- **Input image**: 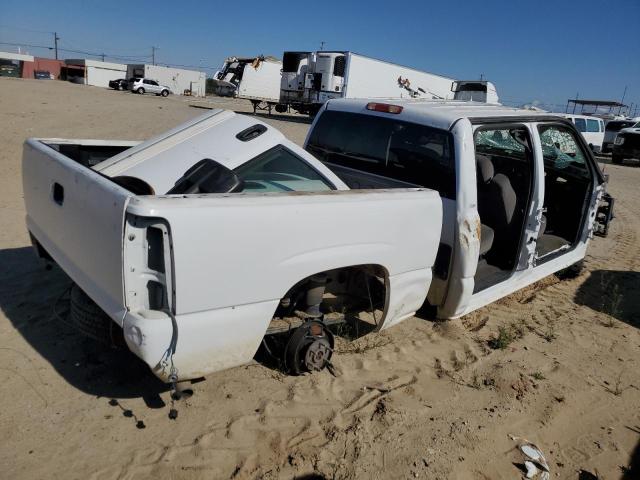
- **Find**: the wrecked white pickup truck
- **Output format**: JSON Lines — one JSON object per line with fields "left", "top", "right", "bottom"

{"left": 23, "top": 110, "right": 442, "bottom": 381}
{"left": 23, "top": 101, "right": 612, "bottom": 382}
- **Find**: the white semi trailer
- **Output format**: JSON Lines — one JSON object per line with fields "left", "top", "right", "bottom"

{"left": 213, "top": 56, "right": 283, "bottom": 114}
{"left": 277, "top": 51, "right": 499, "bottom": 114}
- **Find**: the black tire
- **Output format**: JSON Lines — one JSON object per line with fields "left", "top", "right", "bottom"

{"left": 69, "top": 284, "right": 121, "bottom": 346}
{"left": 612, "top": 154, "right": 623, "bottom": 165}
{"left": 137, "top": 87, "right": 145, "bottom": 94}
{"left": 161, "top": 89, "right": 169, "bottom": 97}
{"left": 555, "top": 260, "right": 585, "bottom": 280}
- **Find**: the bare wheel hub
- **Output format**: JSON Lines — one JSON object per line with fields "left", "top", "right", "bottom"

{"left": 304, "top": 337, "right": 332, "bottom": 371}
{"left": 284, "top": 320, "right": 335, "bottom": 375}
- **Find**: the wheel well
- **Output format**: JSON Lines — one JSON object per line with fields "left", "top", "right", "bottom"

{"left": 274, "top": 264, "right": 389, "bottom": 324}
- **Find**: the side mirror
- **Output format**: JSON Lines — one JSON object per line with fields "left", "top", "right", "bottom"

{"left": 167, "top": 159, "right": 244, "bottom": 195}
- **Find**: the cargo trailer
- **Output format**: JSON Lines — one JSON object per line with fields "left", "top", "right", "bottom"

{"left": 278, "top": 51, "right": 499, "bottom": 115}
{"left": 213, "top": 56, "right": 282, "bottom": 114}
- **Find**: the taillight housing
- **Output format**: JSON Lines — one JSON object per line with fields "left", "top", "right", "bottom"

{"left": 366, "top": 102, "right": 403, "bottom": 114}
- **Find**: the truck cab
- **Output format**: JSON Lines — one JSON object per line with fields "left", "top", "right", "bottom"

{"left": 305, "top": 99, "right": 611, "bottom": 318}
{"left": 452, "top": 80, "right": 499, "bottom": 104}
{"left": 612, "top": 121, "right": 640, "bottom": 164}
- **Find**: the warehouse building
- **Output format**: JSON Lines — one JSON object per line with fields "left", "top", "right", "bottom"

{"left": 127, "top": 64, "right": 206, "bottom": 97}
{"left": 63, "top": 59, "right": 127, "bottom": 87}
{"left": 0, "top": 51, "right": 34, "bottom": 77}
{"left": 22, "top": 57, "right": 64, "bottom": 79}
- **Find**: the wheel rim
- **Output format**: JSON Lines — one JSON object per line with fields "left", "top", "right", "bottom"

{"left": 284, "top": 320, "right": 334, "bottom": 374}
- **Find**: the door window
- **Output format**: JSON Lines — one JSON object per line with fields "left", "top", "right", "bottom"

{"left": 573, "top": 118, "right": 587, "bottom": 132}
{"left": 234, "top": 146, "right": 334, "bottom": 193}
{"left": 538, "top": 124, "right": 589, "bottom": 174}
{"left": 586, "top": 119, "right": 600, "bottom": 132}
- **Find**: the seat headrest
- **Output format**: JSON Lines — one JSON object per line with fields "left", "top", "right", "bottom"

{"left": 477, "top": 156, "right": 495, "bottom": 183}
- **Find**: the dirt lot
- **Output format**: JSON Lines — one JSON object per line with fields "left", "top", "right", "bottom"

{"left": 0, "top": 77, "right": 638, "bottom": 480}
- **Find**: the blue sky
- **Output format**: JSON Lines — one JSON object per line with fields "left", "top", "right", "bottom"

{"left": 1, "top": 0, "right": 639, "bottom": 112}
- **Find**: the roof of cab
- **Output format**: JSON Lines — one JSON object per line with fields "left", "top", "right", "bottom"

{"left": 323, "top": 98, "right": 564, "bottom": 131}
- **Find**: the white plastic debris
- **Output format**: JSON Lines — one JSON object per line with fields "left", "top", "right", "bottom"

{"left": 509, "top": 434, "right": 551, "bottom": 479}
{"left": 524, "top": 460, "right": 539, "bottom": 478}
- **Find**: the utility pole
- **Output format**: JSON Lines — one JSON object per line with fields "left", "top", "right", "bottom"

{"left": 53, "top": 32, "right": 59, "bottom": 59}
{"left": 151, "top": 46, "right": 158, "bottom": 65}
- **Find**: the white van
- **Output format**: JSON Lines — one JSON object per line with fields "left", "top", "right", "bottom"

{"left": 563, "top": 115, "right": 604, "bottom": 153}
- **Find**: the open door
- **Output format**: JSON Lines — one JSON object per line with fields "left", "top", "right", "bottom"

{"left": 534, "top": 123, "right": 600, "bottom": 263}
{"left": 438, "top": 120, "right": 539, "bottom": 319}
{"left": 472, "top": 124, "right": 536, "bottom": 292}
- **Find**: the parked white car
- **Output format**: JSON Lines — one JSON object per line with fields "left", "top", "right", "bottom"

{"left": 130, "top": 77, "right": 171, "bottom": 97}
{"left": 22, "top": 101, "right": 612, "bottom": 383}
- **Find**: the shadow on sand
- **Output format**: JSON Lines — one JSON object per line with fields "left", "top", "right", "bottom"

{"left": 0, "top": 246, "right": 169, "bottom": 406}
{"left": 574, "top": 270, "right": 640, "bottom": 328}
{"left": 622, "top": 427, "right": 640, "bottom": 479}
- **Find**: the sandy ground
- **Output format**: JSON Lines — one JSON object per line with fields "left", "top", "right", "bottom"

{"left": 0, "top": 77, "right": 638, "bottom": 480}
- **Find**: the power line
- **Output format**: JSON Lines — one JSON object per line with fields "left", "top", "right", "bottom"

{"left": 0, "top": 24, "right": 54, "bottom": 35}
{"left": 0, "top": 41, "right": 150, "bottom": 62}
{"left": 156, "top": 61, "right": 218, "bottom": 71}
{"left": 0, "top": 41, "right": 53, "bottom": 51}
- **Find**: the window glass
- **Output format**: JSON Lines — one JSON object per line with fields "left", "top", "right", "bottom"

{"left": 306, "top": 110, "right": 455, "bottom": 198}
{"left": 475, "top": 129, "right": 526, "bottom": 155}
{"left": 586, "top": 119, "right": 600, "bottom": 132}
{"left": 234, "top": 146, "right": 333, "bottom": 193}
{"left": 605, "top": 121, "right": 635, "bottom": 131}
{"left": 538, "top": 124, "right": 589, "bottom": 174}
{"left": 573, "top": 118, "right": 587, "bottom": 132}
{"left": 282, "top": 52, "right": 306, "bottom": 73}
